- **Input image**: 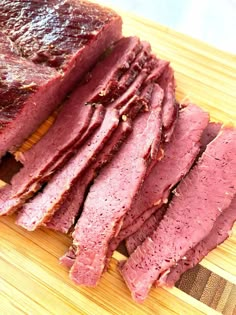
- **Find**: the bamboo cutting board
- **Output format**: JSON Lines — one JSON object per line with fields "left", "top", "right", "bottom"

{"left": 0, "top": 8, "right": 236, "bottom": 315}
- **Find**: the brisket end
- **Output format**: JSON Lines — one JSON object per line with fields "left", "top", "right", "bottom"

{"left": 0, "top": 0, "right": 122, "bottom": 157}
{"left": 0, "top": 0, "right": 122, "bottom": 70}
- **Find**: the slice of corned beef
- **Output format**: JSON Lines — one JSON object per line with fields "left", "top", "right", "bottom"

{"left": 147, "top": 84, "right": 165, "bottom": 160}
{"left": 59, "top": 86, "right": 161, "bottom": 265}
{"left": 199, "top": 122, "right": 222, "bottom": 155}
{"left": 15, "top": 108, "right": 120, "bottom": 230}
{"left": 60, "top": 246, "right": 77, "bottom": 269}
{"left": 158, "top": 197, "right": 236, "bottom": 287}
{"left": 108, "top": 70, "right": 148, "bottom": 110}
{"left": 82, "top": 37, "right": 142, "bottom": 106}
{"left": 53, "top": 84, "right": 155, "bottom": 236}
{"left": 68, "top": 84, "right": 164, "bottom": 287}
{"left": 116, "top": 42, "right": 151, "bottom": 94}
{"left": 46, "top": 119, "right": 132, "bottom": 234}
{"left": 0, "top": 37, "right": 141, "bottom": 216}
{"left": 45, "top": 169, "right": 95, "bottom": 234}
{"left": 145, "top": 59, "right": 169, "bottom": 85}
{"left": 121, "top": 104, "right": 209, "bottom": 231}
{"left": 126, "top": 206, "right": 167, "bottom": 255}
{"left": 106, "top": 104, "right": 209, "bottom": 258}
{"left": 58, "top": 92, "right": 154, "bottom": 264}
{"left": 124, "top": 120, "right": 222, "bottom": 255}
{"left": 0, "top": 0, "right": 122, "bottom": 157}
{"left": 120, "top": 126, "right": 236, "bottom": 302}
{"left": 154, "top": 121, "right": 223, "bottom": 287}
{"left": 48, "top": 82, "right": 156, "bottom": 235}
{"left": 47, "top": 84, "right": 155, "bottom": 234}
{"left": 158, "top": 65, "right": 177, "bottom": 141}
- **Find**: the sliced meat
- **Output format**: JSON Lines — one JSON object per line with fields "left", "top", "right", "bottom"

{"left": 126, "top": 206, "right": 167, "bottom": 255}
{"left": 116, "top": 42, "right": 151, "bottom": 94}
{"left": 15, "top": 60, "right": 156, "bottom": 228}
{"left": 15, "top": 108, "right": 120, "bottom": 230}
{"left": 58, "top": 85, "right": 155, "bottom": 239}
{"left": 0, "top": 0, "right": 122, "bottom": 157}
{"left": 145, "top": 59, "right": 169, "bottom": 85}
{"left": 163, "top": 101, "right": 179, "bottom": 142}
{"left": 158, "top": 65, "right": 177, "bottom": 141}
{"left": 199, "top": 122, "right": 222, "bottom": 155}
{"left": 83, "top": 37, "right": 142, "bottom": 106}
{"left": 59, "top": 90, "right": 154, "bottom": 269}
{"left": 147, "top": 85, "right": 164, "bottom": 160}
{"left": 68, "top": 84, "right": 164, "bottom": 287}
{"left": 155, "top": 121, "right": 223, "bottom": 287}
{"left": 120, "top": 126, "right": 236, "bottom": 302}
{"left": 121, "top": 104, "right": 209, "bottom": 231}
{"left": 125, "top": 119, "right": 221, "bottom": 255}
{"left": 47, "top": 85, "right": 155, "bottom": 234}
{"left": 60, "top": 246, "right": 77, "bottom": 269}
{"left": 159, "top": 197, "right": 236, "bottom": 287}
{"left": 45, "top": 170, "right": 95, "bottom": 234}
{"left": 46, "top": 119, "right": 132, "bottom": 234}
{"left": 107, "top": 104, "right": 209, "bottom": 258}
{"left": 14, "top": 104, "right": 105, "bottom": 217}
{"left": 108, "top": 70, "right": 148, "bottom": 110}
{"left": 25, "top": 104, "right": 105, "bottom": 183}
{"left": 0, "top": 37, "right": 141, "bottom": 216}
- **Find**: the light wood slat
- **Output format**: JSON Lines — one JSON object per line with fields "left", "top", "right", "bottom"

{"left": 0, "top": 7, "right": 235, "bottom": 314}
{"left": 0, "top": 278, "right": 52, "bottom": 315}
{"left": 0, "top": 292, "right": 26, "bottom": 315}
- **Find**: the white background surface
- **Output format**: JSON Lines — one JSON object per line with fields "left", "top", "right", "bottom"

{"left": 99, "top": 0, "right": 236, "bottom": 54}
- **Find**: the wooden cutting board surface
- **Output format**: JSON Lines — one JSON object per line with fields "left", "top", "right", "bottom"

{"left": 0, "top": 8, "right": 236, "bottom": 315}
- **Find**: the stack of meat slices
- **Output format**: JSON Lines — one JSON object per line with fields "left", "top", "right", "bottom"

{"left": 0, "top": 35, "right": 177, "bottom": 263}
{"left": 0, "top": 3, "right": 235, "bottom": 302}
{"left": 120, "top": 125, "right": 236, "bottom": 302}
{"left": 0, "top": 36, "right": 174, "bottom": 223}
